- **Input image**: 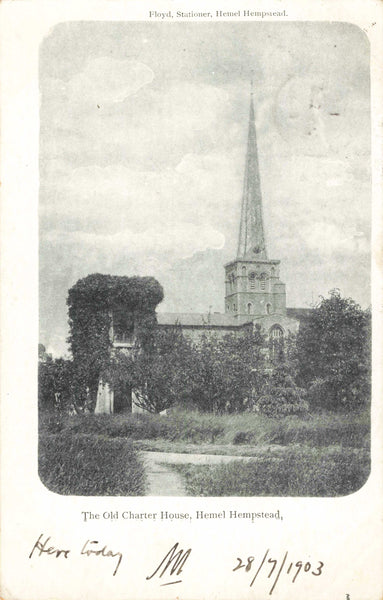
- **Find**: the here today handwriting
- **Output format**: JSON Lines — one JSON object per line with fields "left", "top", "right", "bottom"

{"left": 29, "top": 534, "right": 123, "bottom": 576}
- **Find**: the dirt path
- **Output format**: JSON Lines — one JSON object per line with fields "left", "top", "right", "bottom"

{"left": 141, "top": 451, "right": 255, "bottom": 496}
{"left": 142, "top": 452, "right": 186, "bottom": 496}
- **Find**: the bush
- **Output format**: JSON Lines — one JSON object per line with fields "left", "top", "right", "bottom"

{"left": 267, "top": 414, "right": 370, "bottom": 448}
{"left": 39, "top": 432, "right": 146, "bottom": 495}
{"left": 176, "top": 446, "right": 370, "bottom": 497}
{"left": 164, "top": 412, "right": 224, "bottom": 443}
{"left": 254, "top": 362, "right": 309, "bottom": 417}
{"left": 233, "top": 431, "right": 250, "bottom": 445}
{"left": 45, "top": 411, "right": 225, "bottom": 444}
{"left": 256, "top": 388, "right": 308, "bottom": 417}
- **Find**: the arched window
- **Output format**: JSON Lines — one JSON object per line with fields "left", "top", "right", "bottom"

{"left": 247, "top": 303, "right": 252, "bottom": 314}
{"left": 271, "top": 267, "right": 275, "bottom": 276}
{"left": 266, "top": 303, "right": 272, "bottom": 315}
{"left": 260, "top": 272, "right": 267, "bottom": 291}
{"left": 269, "top": 325, "right": 284, "bottom": 360}
{"left": 242, "top": 266, "right": 247, "bottom": 275}
{"left": 233, "top": 303, "right": 237, "bottom": 312}
{"left": 270, "top": 325, "right": 284, "bottom": 339}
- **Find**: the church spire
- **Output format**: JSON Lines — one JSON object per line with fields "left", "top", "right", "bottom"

{"left": 237, "top": 84, "right": 267, "bottom": 260}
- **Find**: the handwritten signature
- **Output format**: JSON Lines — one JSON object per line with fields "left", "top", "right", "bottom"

{"left": 146, "top": 542, "right": 192, "bottom": 586}
{"left": 29, "top": 534, "right": 123, "bottom": 576}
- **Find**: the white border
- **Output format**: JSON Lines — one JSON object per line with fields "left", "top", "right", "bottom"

{"left": 1, "top": 1, "right": 382, "bottom": 599}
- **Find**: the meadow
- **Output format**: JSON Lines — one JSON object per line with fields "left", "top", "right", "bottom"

{"left": 39, "top": 408, "right": 370, "bottom": 496}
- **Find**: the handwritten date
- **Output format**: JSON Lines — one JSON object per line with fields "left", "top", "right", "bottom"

{"left": 233, "top": 550, "right": 324, "bottom": 595}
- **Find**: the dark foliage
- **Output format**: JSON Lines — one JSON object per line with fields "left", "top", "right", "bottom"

{"left": 66, "top": 274, "right": 163, "bottom": 410}
{"left": 132, "top": 325, "right": 196, "bottom": 413}
{"left": 127, "top": 326, "right": 266, "bottom": 414}
{"left": 188, "top": 327, "right": 266, "bottom": 413}
{"left": 255, "top": 361, "right": 309, "bottom": 417}
{"left": 297, "top": 290, "right": 371, "bottom": 411}
{"left": 38, "top": 358, "right": 74, "bottom": 412}
{"left": 41, "top": 412, "right": 225, "bottom": 443}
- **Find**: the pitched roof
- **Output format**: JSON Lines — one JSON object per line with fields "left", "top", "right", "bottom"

{"left": 156, "top": 312, "right": 249, "bottom": 327}
{"left": 286, "top": 307, "right": 313, "bottom": 320}
{"left": 157, "top": 309, "right": 312, "bottom": 328}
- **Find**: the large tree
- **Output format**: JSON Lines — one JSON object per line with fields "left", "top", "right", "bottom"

{"left": 189, "top": 326, "right": 266, "bottom": 414}
{"left": 296, "top": 289, "right": 371, "bottom": 411}
{"left": 38, "top": 357, "right": 74, "bottom": 412}
{"left": 131, "top": 325, "right": 197, "bottom": 413}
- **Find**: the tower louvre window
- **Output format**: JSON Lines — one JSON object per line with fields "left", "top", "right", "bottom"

{"left": 260, "top": 273, "right": 267, "bottom": 291}
{"left": 249, "top": 272, "right": 256, "bottom": 289}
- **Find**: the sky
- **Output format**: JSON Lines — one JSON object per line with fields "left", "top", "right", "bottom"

{"left": 39, "top": 21, "right": 371, "bottom": 357}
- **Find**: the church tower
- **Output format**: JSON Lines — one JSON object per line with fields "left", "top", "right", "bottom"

{"left": 225, "top": 88, "right": 287, "bottom": 320}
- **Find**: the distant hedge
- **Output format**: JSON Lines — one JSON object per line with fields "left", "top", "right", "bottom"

{"left": 175, "top": 446, "right": 370, "bottom": 497}
{"left": 39, "top": 432, "right": 146, "bottom": 495}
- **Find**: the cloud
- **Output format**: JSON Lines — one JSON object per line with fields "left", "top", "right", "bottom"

{"left": 40, "top": 150, "right": 241, "bottom": 238}
{"left": 66, "top": 57, "right": 154, "bottom": 105}
{"left": 43, "top": 223, "right": 225, "bottom": 261}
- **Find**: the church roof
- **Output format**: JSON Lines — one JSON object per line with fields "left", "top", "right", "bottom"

{"left": 156, "top": 312, "right": 250, "bottom": 327}
{"left": 286, "top": 307, "right": 313, "bottom": 320}
{"left": 157, "top": 309, "right": 311, "bottom": 328}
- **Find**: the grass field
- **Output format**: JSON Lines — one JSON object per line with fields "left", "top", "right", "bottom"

{"left": 40, "top": 408, "right": 370, "bottom": 448}
{"left": 170, "top": 446, "right": 370, "bottom": 497}
{"left": 39, "top": 432, "right": 146, "bottom": 495}
{"left": 39, "top": 407, "right": 370, "bottom": 496}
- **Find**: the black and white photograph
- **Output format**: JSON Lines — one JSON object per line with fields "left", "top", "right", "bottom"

{"left": 38, "top": 21, "right": 372, "bottom": 497}
{"left": 1, "top": 3, "right": 383, "bottom": 599}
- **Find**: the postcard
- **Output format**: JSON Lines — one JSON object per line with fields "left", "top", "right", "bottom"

{"left": 1, "top": 1, "right": 382, "bottom": 598}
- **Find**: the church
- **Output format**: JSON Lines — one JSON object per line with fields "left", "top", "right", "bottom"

{"left": 96, "top": 89, "right": 309, "bottom": 414}
{"left": 156, "top": 91, "right": 303, "bottom": 343}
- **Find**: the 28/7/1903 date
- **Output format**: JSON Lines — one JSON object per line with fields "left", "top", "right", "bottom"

{"left": 233, "top": 550, "right": 324, "bottom": 595}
